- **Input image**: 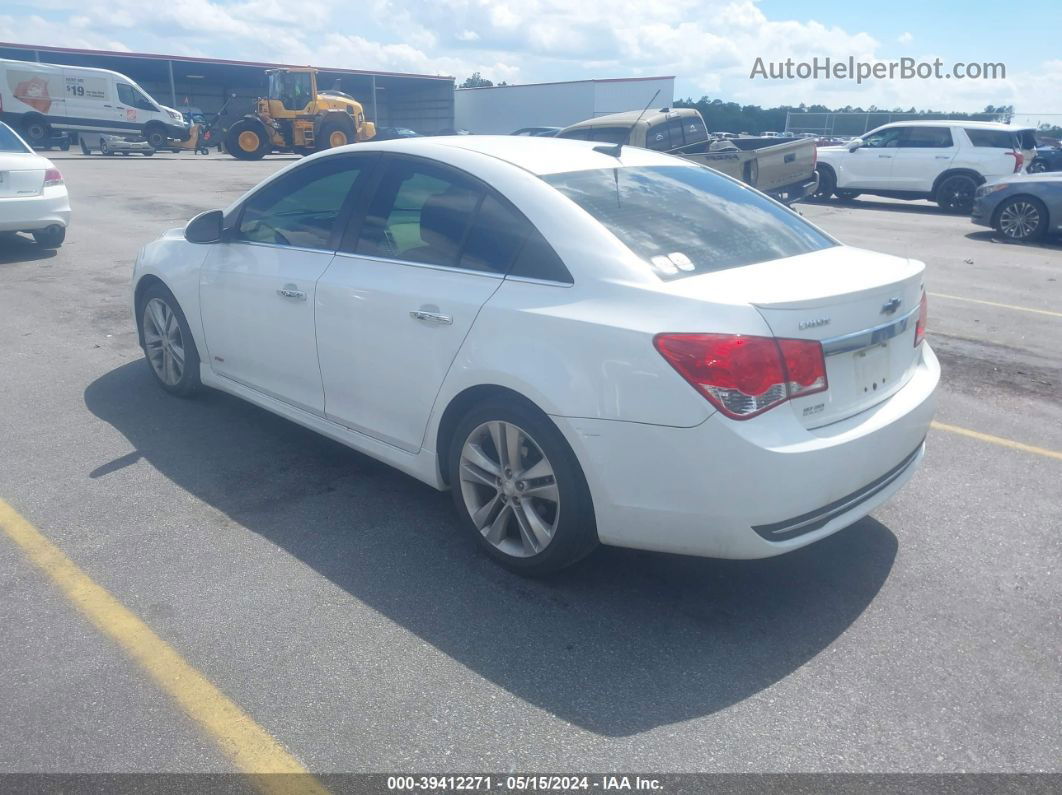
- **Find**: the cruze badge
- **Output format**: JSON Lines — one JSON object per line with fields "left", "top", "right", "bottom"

{"left": 798, "top": 317, "right": 831, "bottom": 330}
{"left": 881, "top": 298, "right": 902, "bottom": 315}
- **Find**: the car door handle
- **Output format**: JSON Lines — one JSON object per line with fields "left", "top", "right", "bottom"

{"left": 410, "top": 310, "right": 452, "bottom": 325}
{"left": 277, "top": 285, "right": 306, "bottom": 300}
{"left": 934, "top": 155, "right": 950, "bottom": 159}
{"left": 878, "top": 154, "right": 893, "bottom": 158}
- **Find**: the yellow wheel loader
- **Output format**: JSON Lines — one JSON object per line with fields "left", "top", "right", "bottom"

{"left": 225, "top": 68, "right": 375, "bottom": 160}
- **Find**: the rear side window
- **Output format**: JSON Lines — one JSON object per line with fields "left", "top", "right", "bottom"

{"left": 356, "top": 160, "right": 482, "bottom": 268}
{"left": 646, "top": 122, "right": 672, "bottom": 151}
{"left": 0, "top": 123, "right": 31, "bottom": 153}
{"left": 544, "top": 165, "right": 835, "bottom": 280}
{"left": 965, "top": 129, "right": 1018, "bottom": 148}
{"left": 900, "top": 127, "right": 954, "bottom": 148}
{"left": 460, "top": 194, "right": 527, "bottom": 274}
{"left": 238, "top": 157, "right": 368, "bottom": 249}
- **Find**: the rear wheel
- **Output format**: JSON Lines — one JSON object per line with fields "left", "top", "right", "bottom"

{"left": 994, "top": 196, "right": 1048, "bottom": 242}
{"left": 450, "top": 400, "right": 598, "bottom": 576}
{"left": 225, "top": 119, "right": 270, "bottom": 160}
{"left": 22, "top": 116, "right": 49, "bottom": 147}
{"left": 139, "top": 286, "right": 202, "bottom": 397}
{"left": 935, "top": 174, "right": 979, "bottom": 213}
{"left": 1027, "top": 159, "right": 1048, "bottom": 174}
{"left": 32, "top": 226, "right": 65, "bottom": 249}
{"left": 101, "top": 140, "right": 114, "bottom": 156}
{"left": 79, "top": 138, "right": 91, "bottom": 156}
{"left": 813, "top": 165, "right": 836, "bottom": 199}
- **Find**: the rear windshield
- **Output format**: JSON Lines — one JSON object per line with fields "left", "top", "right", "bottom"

{"left": 543, "top": 165, "right": 835, "bottom": 279}
{"left": 0, "top": 124, "right": 31, "bottom": 153}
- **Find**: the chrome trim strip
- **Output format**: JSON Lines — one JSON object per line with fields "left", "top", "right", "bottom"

{"left": 821, "top": 304, "right": 920, "bottom": 357}
{"left": 331, "top": 251, "right": 505, "bottom": 280}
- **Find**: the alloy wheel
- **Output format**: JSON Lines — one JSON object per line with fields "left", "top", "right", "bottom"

{"left": 142, "top": 298, "right": 185, "bottom": 386}
{"left": 458, "top": 421, "right": 560, "bottom": 558}
{"left": 998, "top": 201, "right": 1041, "bottom": 240}
{"left": 938, "top": 176, "right": 975, "bottom": 211}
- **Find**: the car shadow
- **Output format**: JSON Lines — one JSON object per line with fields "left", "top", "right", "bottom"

{"left": 0, "top": 235, "right": 58, "bottom": 265}
{"left": 964, "top": 230, "right": 1062, "bottom": 251}
{"left": 804, "top": 196, "right": 955, "bottom": 217}
{"left": 84, "top": 361, "right": 898, "bottom": 737}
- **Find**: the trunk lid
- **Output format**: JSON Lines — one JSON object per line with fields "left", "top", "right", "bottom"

{"left": 0, "top": 154, "right": 46, "bottom": 198}
{"left": 671, "top": 245, "right": 926, "bottom": 428}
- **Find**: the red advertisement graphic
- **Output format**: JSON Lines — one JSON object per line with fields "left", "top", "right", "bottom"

{"left": 14, "top": 75, "right": 52, "bottom": 113}
{"left": 126, "top": 108, "right": 137, "bottom": 121}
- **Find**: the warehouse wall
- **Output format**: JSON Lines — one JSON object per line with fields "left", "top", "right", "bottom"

{"left": 593, "top": 77, "right": 674, "bottom": 117}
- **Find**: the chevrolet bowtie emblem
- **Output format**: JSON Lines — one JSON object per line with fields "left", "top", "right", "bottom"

{"left": 881, "top": 298, "right": 902, "bottom": 315}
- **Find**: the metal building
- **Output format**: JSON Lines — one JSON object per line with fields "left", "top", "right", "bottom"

{"left": 454, "top": 76, "right": 675, "bottom": 134}
{"left": 0, "top": 42, "right": 455, "bottom": 133}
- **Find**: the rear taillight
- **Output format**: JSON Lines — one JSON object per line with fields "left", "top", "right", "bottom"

{"left": 654, "top": 333, "right": 827, "bottom": 420}
{"left": 1006, "top": 151, "right": 1024, "bottom": 173}
{"left": 914, "top": 292, "right": 928, "bottom": 346}
{"left": 43, "top": 168, "right": 63, "bottom": 187}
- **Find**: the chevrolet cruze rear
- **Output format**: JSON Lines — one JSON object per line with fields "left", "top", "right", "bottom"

{"left": 131, "top": 135, "right": 938, "bottom": 574}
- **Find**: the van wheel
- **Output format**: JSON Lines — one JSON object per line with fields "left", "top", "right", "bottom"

{"left": 80, "top": 138, "right": 91, "bottom": 156}
{"left": 22, "top": 116, "right": 49, "bottom": 146}
{"left": 449, "top": 400, "right": 598, "bottom": 576}
{"left": 143, "top": 124, "right": 168, "bottom": 150}
{"left": 936, "top": 174, "right": 978, "bottom": 213}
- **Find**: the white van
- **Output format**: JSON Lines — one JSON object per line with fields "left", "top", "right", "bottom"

{"left": 0, "top": 58, "right": 189, "bottom": 150}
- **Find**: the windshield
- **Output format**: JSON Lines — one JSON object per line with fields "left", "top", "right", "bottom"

{"left": 543, "top": 166, "right": 836, "bottom": 279}
{"left": 0, "top": 123, "right": 31, "bottom": 153}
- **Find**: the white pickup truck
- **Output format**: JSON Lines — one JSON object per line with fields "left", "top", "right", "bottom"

{"left": 815, "top": 120, "right": 1036, "bottom": 212}
{"left": 557, "top": 108, "right": 819, "bottom": 204}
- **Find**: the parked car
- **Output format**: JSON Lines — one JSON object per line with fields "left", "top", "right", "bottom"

{"left": 31, "top": 131, "right": 71, "bottom": 151}
{"left": 1028, "top": 146, "right": 1062, "bottom": 173}
{"left": 972, "top": 172, "right": 1062, "bottom": 241}
{"left": 558, "top": 108, "right": 818, "bottom": 204}
{"left": 0, "top": 120, "right": 69, "bottom": 248}
{"left": 132, "top": 136, "right": 938, "bottom": 575}
{"left": 511, "top": 127, "right": 561, "bottom": 137}
{"left": 79, "top": 133, "right": 155, "bottom": 156}
{"left": 815, "top": 121, "right": 1032, "bottom": 212}
{"left": 373, "top": 127, "right": 422, "bottom": 141}
{"left": 0, "top": 57, "right": 189, "bottom": 149}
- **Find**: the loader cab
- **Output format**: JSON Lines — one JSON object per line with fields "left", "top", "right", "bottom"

{"left": 267, "top": 69, "right": 316, "bottom": 114}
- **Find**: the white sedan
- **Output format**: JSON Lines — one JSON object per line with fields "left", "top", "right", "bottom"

{"left": 0, "top": 121, "right": 70, "bottom": 248}
{"left": 132, "top": 136, "right": 939, "bottom": 575}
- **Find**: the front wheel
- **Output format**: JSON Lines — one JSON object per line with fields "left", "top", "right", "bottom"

{"left": 450, "top": 401, "right": 598, "bottom": 575}
{"left": 139, "top": 286, "right": 202, "bottom": 397}
{"left": 813, "top": 165, "right": 836, "bottom": 200}
{"left": 995, "top": 196, "right": 1048, "bottom": 242}
{"left": 936, "top": 174, "right": 979, "bottom": 213}
{"left": 143, "top": 125, "right": 168, "bottom": 150}
{"left": 225, "top": 119, "right": 269, "bottom": 160}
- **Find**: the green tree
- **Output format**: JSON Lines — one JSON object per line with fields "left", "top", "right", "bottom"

{"left": 461, "top": 72, "right": 494, "bottom": 88}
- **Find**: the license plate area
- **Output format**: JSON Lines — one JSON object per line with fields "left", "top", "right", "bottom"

{"left": 853, "top": 343, "right": 891, "bottom": 397}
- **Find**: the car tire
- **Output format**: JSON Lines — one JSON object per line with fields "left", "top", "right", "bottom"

{"left": 813, "top": 165, "right": 836, "bottom": 200}
{"left": 994, "top": 196, "right": 1048, "bottom": 242}
{"left": 144, "top": 149, "right": 155, "bottom": 157}
{"left": 138, "top": 285, "right": 203, "bottom": 397}
{"left": 101, "top": 140, "right": 114, "bottom": 156}
{"left": 225, "top": 119, "right": 270, "bottom": 160}
{"left": 836, "top": 190, "right": 861, "bottom": 200}
{"left": 935, "top": 174, "right": 979, "bottom": 213}
{"left": 449, "top": 399, "right": 598, "bottom": 576}
{"left": 79, "top": 138, "right": 91, "bottom": 156}
{"left": 143, "top": 124, "right": 168, "bottom": 150}
{"left": 32, "top": 226, "right": 65, "bottom": 249}
{"left": 21, "top": 116, "right": 49, "bottom": 147}
{"left": 317, "top": 118, "right": 355, "bottom": 151}
{"left": 1027, "top": 160, "right": 1048, "bottom": 174}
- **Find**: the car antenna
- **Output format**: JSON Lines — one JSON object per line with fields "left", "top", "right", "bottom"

{"left": 594, "top": 89, "right": 660, "bottom": 158}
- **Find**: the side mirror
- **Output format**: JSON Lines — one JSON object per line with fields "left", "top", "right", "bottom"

{"left": 848, "top": 138, "right": 864, "bottom": 152}
{"left": 185, "top": 209, "right": 224, "bottom": 244}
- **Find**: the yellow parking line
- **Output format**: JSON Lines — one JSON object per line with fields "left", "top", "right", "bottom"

{"left": 931, "top": 421, "right": 1062, "bottom": 461}
{"left": 0, "top": 499, "right": 328, "bottom": 795}
{"left": 928, "top": 292, "right": 1062, "bottom": 319}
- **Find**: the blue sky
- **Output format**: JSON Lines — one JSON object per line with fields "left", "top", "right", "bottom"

{"left": 2, "top": 0, "right": 1059, "bottom": 115}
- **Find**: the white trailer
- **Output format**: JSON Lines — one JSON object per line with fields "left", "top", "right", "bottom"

{"left": 0, "top": 58, "right": 189, "bottom": 149}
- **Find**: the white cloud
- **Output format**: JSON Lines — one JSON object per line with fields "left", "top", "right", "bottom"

{"left": 898, "top": 31, "right": 913, "bottom": 44}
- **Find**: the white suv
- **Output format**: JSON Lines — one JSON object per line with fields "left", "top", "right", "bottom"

{"left": 815, "top": 121, "right": 1027, "bottom": 212}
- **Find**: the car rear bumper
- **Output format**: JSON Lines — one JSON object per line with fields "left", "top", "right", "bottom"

{"left": 0, "top": 189, "right": 71, "bottom": 233}
{"left": 553, "top": 341, "right": 939, "bottom": 559}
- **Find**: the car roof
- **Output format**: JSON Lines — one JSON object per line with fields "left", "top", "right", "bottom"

{"left": 328, "top": 134, "right": 684, "bottom": 176}
{"left": 878, "top": 120, "right": 1031, "bottom": 131}
{"left": 561, "top": 107, "right": 697, "bottom": 132}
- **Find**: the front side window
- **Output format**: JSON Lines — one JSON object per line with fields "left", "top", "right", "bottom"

{"left": 543, "top": 166, "right": 835, "bottom": 280}
{"left": 116, "top": 84, "right": 136, "bottom": 107}
{"left": 238, "top": 157, "right": 368, "bottom": 249}
{"left": 901, "top": 127, "right": 953, "bottom": 148}
{"left": 356, "top": 160, "right": 482, "bottom": 268}
{"left": 861, "top": 127, "right": 905, "bottom": 148}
